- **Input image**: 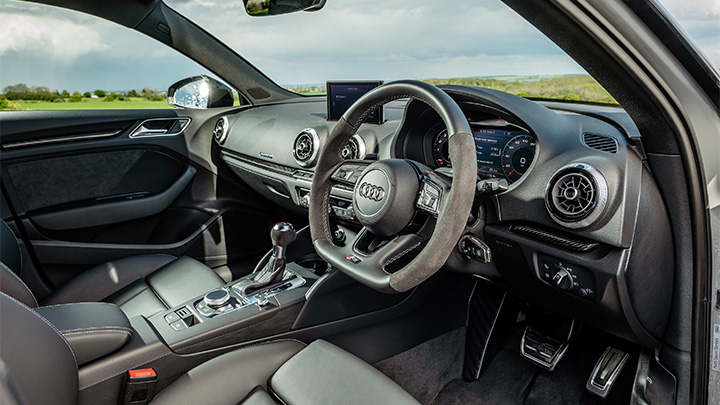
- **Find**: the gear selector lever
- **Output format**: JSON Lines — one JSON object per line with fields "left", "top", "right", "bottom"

{"left": 241, "top": 222, "right": 296, "bottom": 296}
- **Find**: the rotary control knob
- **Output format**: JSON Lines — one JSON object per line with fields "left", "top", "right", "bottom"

{"left": 552, "top": 268, "right": 573, "bottom": 290}
{"left": 204, "top": 289, "right": 231, "bottom": 309}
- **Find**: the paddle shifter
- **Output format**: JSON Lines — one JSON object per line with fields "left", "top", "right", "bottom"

{"left": 241, "top": 222, "right": 297, "bottom": 296}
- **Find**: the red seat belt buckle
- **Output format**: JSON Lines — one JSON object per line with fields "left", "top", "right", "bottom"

{"left": 122, "top": 368, "right": 157, "bottom": 404}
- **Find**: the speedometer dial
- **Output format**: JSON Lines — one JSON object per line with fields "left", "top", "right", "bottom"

{"left": 501, "top": 134, "right": 536, "bottom": 183}
{"left": 432, "top": 129, "right": 451, "bottom": 167}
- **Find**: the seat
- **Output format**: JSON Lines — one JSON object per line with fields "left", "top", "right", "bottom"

{"left": 0, "top": 220, "right": 225, "bottom": 318}
{"left": 0, "top": 292, "right": 420, "bottom": 405}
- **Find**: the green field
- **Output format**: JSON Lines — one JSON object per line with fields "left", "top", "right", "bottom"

{"left": 6, "top": 97, "right": 172, "bottom": 111}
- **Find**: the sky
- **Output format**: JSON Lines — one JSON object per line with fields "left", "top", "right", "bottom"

{"left": 0, "top": 0, "right": 718, "bottom": 92}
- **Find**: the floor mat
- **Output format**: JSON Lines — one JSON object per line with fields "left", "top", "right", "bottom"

{"left": 373, "top": 327, "right": 467, "bottom": 405}
{"left": 433, "top": 348, "right": 537, "bottom": 405}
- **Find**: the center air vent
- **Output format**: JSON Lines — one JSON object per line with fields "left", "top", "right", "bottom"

{"left": 213, "top": 117, "right": 229, "bottom": 145}
{"left": 545, "top": 163, "right": 608, "bottom": 229}
{"left": 340, "top": 134, "right": 367, "bottom": 160}
{"left": 293, "top": 128, "right": 320, "bottom": 167}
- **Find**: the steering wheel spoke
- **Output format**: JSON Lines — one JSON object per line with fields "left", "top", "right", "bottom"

{"left": 330, "top": 160, "right": 373, "bottom": 187}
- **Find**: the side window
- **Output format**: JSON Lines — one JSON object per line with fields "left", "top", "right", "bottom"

{"left": 0, "top": 1, "right": 237, "bottom": 111}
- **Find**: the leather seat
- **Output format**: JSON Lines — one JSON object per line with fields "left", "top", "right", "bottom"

{"left": 0, "top": 292, "right": 420, "bottom": 405}
{"left": 0, "top": 220, "right": 225, "bottom": 318}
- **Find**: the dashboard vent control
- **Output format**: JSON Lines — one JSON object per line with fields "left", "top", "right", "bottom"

{"left": 293, "top": 128, "right": 320, "bottom": 167}
{"left": 583, "top": 133, "right": 618, "bottom": 153}
{"left": 545, "top": 163, "right": 608, "bottom": 229}
{"left": 213, "top": 117, "right": 229, "bottom": 145}
{"left": 340, "top": 134, "right": 367, "bottom": 160}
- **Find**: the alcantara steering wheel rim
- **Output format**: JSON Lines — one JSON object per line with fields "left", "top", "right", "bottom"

{"left": 309, "top": 80, "right": 477, "bottom": 293}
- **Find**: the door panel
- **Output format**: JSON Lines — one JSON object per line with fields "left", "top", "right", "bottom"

{"left": 0, "top": 108, "right": 282, "bottom": 296}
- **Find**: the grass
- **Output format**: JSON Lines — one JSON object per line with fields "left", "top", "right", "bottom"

{"left": 7, "top": 97, "right": 172, "bottom": 111}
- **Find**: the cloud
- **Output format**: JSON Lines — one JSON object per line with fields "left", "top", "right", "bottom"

{"left": 0, "top": 0, "right": 717, "bottom": 92}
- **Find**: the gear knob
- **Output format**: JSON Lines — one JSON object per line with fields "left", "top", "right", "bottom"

{"left": 271, "top": 222, "right": 296, "bottom": 258}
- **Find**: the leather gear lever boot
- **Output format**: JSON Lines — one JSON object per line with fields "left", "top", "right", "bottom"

{"left": 241, "top": 222, "right": 296, "bottom": 296}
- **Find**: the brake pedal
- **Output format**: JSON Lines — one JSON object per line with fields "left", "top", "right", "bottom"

{"left": 586, "top": 346, "right": 629, "bottom": 398}
{"left": 520, "top": 325, "right": 571, "bottom": 371}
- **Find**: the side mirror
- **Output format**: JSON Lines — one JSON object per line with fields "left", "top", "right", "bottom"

{"left": 167, "top": 76, "right": 234, "bottom": 109}
{"left": 244, "top": 0, "right": 326, "bottom": 17}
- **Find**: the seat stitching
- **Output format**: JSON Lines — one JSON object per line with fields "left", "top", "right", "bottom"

{"left": 62, "top": 330, "right": 132, "bottom": 336}
{"left": 60, "top": 326, "right": 133, "bottom": 334}
{"left": 0, "top": 292, "right": 77, "bottom": 367}
{"left": 0, "top": 261, "right": 38, "bottom": 307}
{"left": 39, "top": 302, "right": 119, "bottom": 309}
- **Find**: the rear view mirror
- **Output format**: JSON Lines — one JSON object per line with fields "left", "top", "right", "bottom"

{"left": 167, "top": 76, "right": 234, "bottom": 109}
{"left": 243, "top": 0, "right": 326, "bottom": 17}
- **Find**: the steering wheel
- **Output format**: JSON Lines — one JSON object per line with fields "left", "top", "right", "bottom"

{"left": 309, "top": 80, "right": 477, "bottom": 293}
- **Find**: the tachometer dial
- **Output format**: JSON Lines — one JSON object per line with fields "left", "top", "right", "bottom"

{"left": 432, "top": 129, "right": 451, "bottom": 167}
{"left": 501, "top": 134, "right": 536, "bottom": 183}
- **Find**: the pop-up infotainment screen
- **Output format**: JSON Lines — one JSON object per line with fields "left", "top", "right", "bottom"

{"left": 327, "top": 81, "right": 383, "bottom": 124}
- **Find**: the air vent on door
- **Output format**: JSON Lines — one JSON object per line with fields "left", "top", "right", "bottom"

{"left": 583, "top": 133, "right": 618, "bottom": 154}
{"left": 213, "top": 117, "right": 229, "bottom": 145}
{"left": 545, "top": 163, "right": 608, "bottom": 229}
{"left": 293, "top": 128, "right": 320, "bottom": 167}
{"left": 340, "top": 134, "right": 367, "bottom": 160}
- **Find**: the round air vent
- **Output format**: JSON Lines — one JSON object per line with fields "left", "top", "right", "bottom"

{"left": 293, "top": 128, "right": 320, "bottom": 167}
{"left": 213, "top": 117, "right": 229, "bottom": 145}
{"left": 545, "top": 163, "right": 608, "bottom": 229}
{"left": 340, "top": 134, "right": 367, "bottom": 160}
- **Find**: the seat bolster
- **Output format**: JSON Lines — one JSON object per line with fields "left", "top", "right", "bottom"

{"left": 43, "top": 255, "right": 176, "bottom": 306}
{"left": 150, "top": 340, "right": 306, "bottom": 405}
{"left": 146, "top": 256, "right": 225, "bottom": 308}
{"left": 270, "top": 340, "right": 420, "bottom": 405}
{"left": 0, "top": 261, "right": 37, "bottom": 307}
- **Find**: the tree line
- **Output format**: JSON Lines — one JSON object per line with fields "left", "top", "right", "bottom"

{"left": 1, "top": 84, "right": 166, "bottom": 103}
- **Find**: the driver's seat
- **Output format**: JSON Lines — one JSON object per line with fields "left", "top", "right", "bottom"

{"left": 0, "top": 292, "right": 420, "bottom": 405}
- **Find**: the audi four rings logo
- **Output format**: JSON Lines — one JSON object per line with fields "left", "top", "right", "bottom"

{"left": 358, "top": 182, "right": 386, "bottom": 201}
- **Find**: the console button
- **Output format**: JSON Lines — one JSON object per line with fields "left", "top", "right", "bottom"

{"left": 170, "top": 320, "right": 186, "bottom": 331}
{"left": 164, "top": 312, "right": 180, "bottom": 324}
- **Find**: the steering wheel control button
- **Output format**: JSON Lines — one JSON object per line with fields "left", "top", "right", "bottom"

{"left": 204, "top": 289, "right": 231, "bottom": 309}
{"left": 347, "top": 255, "right": 362, "bottom": 264}
{"left": 538, "top": 255, "right": 596, "bottom": 300}
{"left": 417, "top": 178, "right": 443, "bottom": 216}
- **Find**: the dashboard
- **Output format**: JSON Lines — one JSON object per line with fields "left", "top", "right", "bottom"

{"left": 213, "top": 85, "right": 674, "bottom": 349}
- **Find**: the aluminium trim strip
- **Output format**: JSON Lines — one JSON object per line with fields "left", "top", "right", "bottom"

{"left": 1, "top": 130, "right": 122, "bottom": 150}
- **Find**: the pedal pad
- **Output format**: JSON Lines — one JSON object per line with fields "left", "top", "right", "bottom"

{"left": 586, "top": 346, "right": 629, "bottom": 398}
{"left": 520, "top": 326, "right": 569, "bottom": 371}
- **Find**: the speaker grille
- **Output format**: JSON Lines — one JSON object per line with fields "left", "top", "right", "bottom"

{"left": 583, "top": 133, "right": 618, "bottom": 153}
{"left": 546, "top": 163, "right": 607, "bottom": 229}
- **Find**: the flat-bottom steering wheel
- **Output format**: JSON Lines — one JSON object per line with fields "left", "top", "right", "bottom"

{"left": 309, "top": 80, "right": 477, "bottom": 293}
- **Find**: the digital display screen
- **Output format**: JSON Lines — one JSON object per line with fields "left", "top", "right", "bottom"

{"left": 473, "top": 128, "right": 526, "bottom": 178}
{"left": 327, "top": 81, "right": 383, "bottom": 124}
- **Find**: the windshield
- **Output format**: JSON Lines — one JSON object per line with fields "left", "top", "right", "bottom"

{"left": 166, "top": 0, "right": 619, "bottom": 104}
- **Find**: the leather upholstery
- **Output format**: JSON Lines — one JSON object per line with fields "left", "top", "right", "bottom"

{"left": 0, "top": 293, "right": 78, "bottom": 405}
{"left": 0, "top": 221, "right": 21, "bottom": 274}
{"left": 36, "top": 303, "right": 132, "bottom": 366}
{"left": 152, "top": 340, "right": 420, "bottom": 405}
{"left": 271, "top": 340, "right": 420, "bottom": 404}
{"left": 0, "top": 261, "right": 37, "bottom": 307}
{"left": 42, "top": 255, "right": 225, "bottom": 318}
{"left": 151, "top": 340, "right": 306, "bottom": 405}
